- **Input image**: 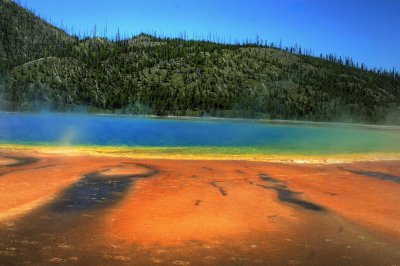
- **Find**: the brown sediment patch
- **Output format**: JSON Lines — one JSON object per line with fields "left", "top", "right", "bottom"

{"left": 0, "top": 155, "right": 39, "bottom": 168}
{"left": 0, "top": 155, "right": 40, "bottom": 178}
{"left": 0, "top": 154, "right": 157, "bottom": 222}
{"left": 49, "top": 163, "right": 159, "bottom": 213}
{"left": 99, "top": 159, "right": 400, "bottom": 265}
{"left": 0, "top": 155, "right": 78, "bottom": 222}
{"left": 255, "top": 162, "right": 400, "bottom": 242}
{"left": 102, "top": 159, "right": 400, "bottom": 247}
{"left": 105, "top": 160, "right": 299, "bottom": 246}
{"left": 209, "top": 180, "right": 227, "bottom": 196}
{"left": 255, "top": 174, "right": 324, "bottom": 211}
{"left": 100, "top": 163, "right": 154, "bottom": 177}
{"left": 351, "top": 160, "right": 400, "bottom": 177}
{"left": 0, "top": 198, "right": 48, "bottom": 222}
{"left": 0, "top": 157, "right": 18, "bottom": 166}
{"left": 339, "top": 166, "right": 400, "bottom": 183}
{"left": 0, "top": 150, "right": 399, "bottom": 265}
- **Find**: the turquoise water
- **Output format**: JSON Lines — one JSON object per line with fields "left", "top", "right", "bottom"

{"left": 0, "top": 113, "right": 400, "bottom": 154}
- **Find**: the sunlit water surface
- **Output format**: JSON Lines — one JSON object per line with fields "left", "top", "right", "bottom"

{"left": 0, "top": 113, "right": 400, "bottom": 154}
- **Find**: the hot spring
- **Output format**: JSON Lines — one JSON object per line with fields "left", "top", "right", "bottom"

{"left": 1, "top": 113, "right": 400, "bottom": 265}
{"left": 1, "top": 113, "right": 399, "bottom": 156}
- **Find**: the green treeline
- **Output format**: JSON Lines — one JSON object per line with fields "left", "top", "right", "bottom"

{"left": 1, "top": 0, "right": 399, "bottom": 124}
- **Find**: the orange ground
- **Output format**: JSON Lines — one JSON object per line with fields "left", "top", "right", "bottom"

{"left": 0, "top": 150, "right": 399, "bottom": 265}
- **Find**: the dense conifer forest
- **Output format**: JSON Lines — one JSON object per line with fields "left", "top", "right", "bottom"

{"left": 1, "top": 0, "right": 399, "bottom": 124}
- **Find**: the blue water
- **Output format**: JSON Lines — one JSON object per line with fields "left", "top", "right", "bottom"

{"left": 0, "top": 113, "right": 399, "bottom": 153}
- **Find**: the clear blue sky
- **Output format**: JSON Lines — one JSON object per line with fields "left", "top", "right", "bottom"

{"left": 22, "top": 0, "right": 400, "bottom": 71}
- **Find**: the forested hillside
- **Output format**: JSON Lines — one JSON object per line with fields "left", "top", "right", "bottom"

{"left": 1, "top": 0, "right": 400, "bottom": 124}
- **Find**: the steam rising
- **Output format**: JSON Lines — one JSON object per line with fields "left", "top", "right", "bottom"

{"left": 59, "top": 126, "right": 80, "bottom": 146}
{"left": 0, "top": 112, "right": 399, "bottom": 156}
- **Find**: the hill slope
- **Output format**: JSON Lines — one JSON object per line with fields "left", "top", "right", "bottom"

{"left": 0, "top": 0, "right": 77, "bottom": 70}
{"left": 1, "top": 1, "right": 399, "bottom": 124}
